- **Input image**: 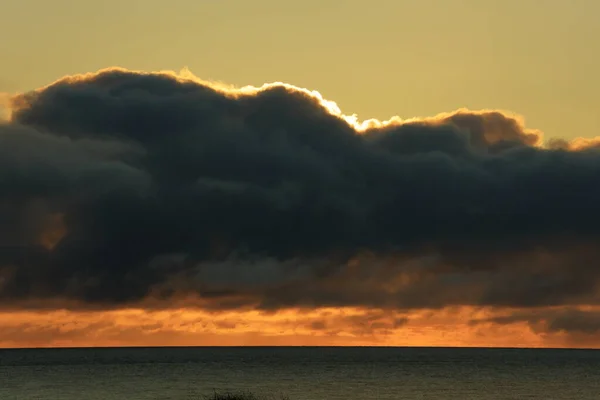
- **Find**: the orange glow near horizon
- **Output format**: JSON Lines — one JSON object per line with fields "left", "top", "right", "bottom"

{"left": 1, "top": 306, "right": 598, "bottom": 349}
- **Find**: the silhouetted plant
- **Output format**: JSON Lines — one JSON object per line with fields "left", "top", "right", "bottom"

{"left": 203, "top": 390, "right": 289, "bottom": 400}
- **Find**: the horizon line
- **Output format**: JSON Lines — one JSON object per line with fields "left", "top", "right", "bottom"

{"left": 1, "top": 345, "right": 599, "bottom": 351}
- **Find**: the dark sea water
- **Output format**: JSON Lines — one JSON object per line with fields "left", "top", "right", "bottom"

{"left": 1, "top": 346, "right": 599, "bottom": 399}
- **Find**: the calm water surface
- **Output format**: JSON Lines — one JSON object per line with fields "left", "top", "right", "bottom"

{"left": 1, "top": 347, "right": 599, "bottom": 399}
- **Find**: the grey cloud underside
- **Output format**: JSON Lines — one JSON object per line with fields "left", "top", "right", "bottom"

{"left": 2, "top": 69, "right": 600, "bottom": 312}
{"left": 472, "top": 308, "right": 600, "bottom": 335}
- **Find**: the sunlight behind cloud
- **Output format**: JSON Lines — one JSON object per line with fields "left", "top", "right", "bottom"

{"left": 2, "top": 67, "right": 600, "bottom": 348}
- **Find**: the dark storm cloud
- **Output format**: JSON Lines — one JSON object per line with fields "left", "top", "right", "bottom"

{"left": 2, "top": 68, "right": 600, "bottom": 311}
{"left": 473, "top": 308, "right": 600, "bottom": 335}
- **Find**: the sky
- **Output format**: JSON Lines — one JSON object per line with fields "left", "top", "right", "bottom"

{"left": 1, "top": 0, "right": 600, "bottom": 348}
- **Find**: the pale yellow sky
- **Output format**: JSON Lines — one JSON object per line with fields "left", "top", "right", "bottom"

{"left": 3, "top": 0, "right": 600, "bottom": 349}
{"left": 1, "top": 0, "right": 599, "bottom": 140}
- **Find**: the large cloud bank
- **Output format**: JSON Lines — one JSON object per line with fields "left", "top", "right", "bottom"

{"left": 2, "top": 68, "right": 600, "bottom": 331}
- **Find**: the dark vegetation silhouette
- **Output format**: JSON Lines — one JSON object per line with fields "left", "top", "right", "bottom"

{"left": 203, "top": 391, "right": 289, "bottom": 400}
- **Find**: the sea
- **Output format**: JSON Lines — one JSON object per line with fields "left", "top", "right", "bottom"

{"left": 1, "top": 346, "right": 599, "bottom": 400}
